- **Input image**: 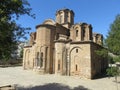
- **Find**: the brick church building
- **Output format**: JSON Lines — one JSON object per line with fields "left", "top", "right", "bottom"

{"left": 23, "top": 8, "right": 108, "bottom": 79}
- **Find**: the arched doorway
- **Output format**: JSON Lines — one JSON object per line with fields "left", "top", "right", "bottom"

{"left": 69, "top": 46, "right": 81, "bottom": 76}
{"left": 25, "top": 49, "right": 30, "bottom": 69}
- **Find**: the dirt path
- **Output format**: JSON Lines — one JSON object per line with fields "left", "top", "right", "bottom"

{"left": 0, "top": 66, "right": 119, "bottom": 90}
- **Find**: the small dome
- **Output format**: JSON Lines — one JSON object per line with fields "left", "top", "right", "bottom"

{"left": 43, "top": 19, "right": 55, "bottom": 25}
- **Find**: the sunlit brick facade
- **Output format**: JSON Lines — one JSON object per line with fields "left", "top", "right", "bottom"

{"left": 23, "top": 8, "right": 108, "bottom": 79}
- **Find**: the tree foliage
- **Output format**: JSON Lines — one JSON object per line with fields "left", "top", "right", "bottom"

{"left": 107, "top": 67, "right": 119, "bottom": 76}
{"left": 0, "top": 0, "right": 34, "bottom": 61}
{"left": 106, "top": 15, "right": 120, "bottom": 55}
{"left": 96, "top": 15, "right": 120, "bottom": 83}
{"left": 106, "top": 14, "right": 120, "bottom": 63}
{"left": 105, "top": 15, "right": 120, "bottom": 81}
{"left": 95, "top": 48, "right": 108, "bottom": 58}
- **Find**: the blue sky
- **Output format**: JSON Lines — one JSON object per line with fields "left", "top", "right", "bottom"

{"left": 17, "top": 0, "right": 120, "bottom": 39}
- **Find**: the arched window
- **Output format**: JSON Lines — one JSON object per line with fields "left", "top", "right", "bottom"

{"left": 76, "top": 30, "right": 78, "bottom": 37}
{"left": 83, "top": 27, "right": 85, "bottom": 40}
{"left": 37, "top": 52, "right": 40, "bottom": 67}
{"left": 41, "top": 52, "right": 43, "bottom": 57}
{"left": 76, "top": 49, "right": 78, "bottom": 53}
{"left": 37, "top": 52, "right": 39, "bottom": 58}
{"left": 60, "top": 15, "right": 62, "bottom": 24}
{"left": 58, "top": 60, "right": 60, "bottom": 71}
{"left": 65, "top": 14, "right": 68, "bottom": 23}
{"left": 40, "top": 58, "right": 43, "bottom": 67}
{"left": 40, "top": 52, "right": 43, "bottom": 67}
{"left": 76, "top": 64, "right": 78, "bottom": 71}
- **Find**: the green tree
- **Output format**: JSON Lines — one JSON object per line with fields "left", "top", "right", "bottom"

{"left": 106, "top": 15, "right": 120, "bottom": 56}
{"left": 20, "top": 48, "right": 23, "bottom": 58}
{"left": 106, "top": 14, "right": 120, "bottom": 90}
{"left": 0, "top": 0, "right": 34, "bottom": 61}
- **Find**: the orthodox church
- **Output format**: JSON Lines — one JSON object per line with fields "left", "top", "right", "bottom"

{"left": 23, "top": 8, "right": 108, "bottom": 79}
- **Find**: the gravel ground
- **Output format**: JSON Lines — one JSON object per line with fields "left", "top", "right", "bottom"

{"left": 0, "top": 66, "right": 119, "bottom": 90}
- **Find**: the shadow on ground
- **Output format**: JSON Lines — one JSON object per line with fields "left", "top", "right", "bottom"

{"left": 92, "top": 72, "right": 108, "bottom": 79}
{"left": 17, "top": 83, "right": 90, "bottom": 90}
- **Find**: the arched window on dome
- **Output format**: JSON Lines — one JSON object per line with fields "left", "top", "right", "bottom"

{"left": 60, "top": 15, "right": 63, "bottom": 24}
{"left": 83, "top": 27, "right": 85, "bottom": 40}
